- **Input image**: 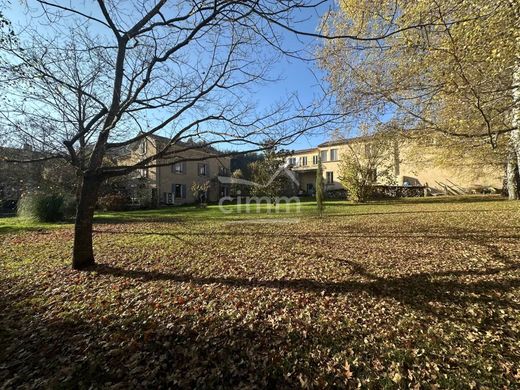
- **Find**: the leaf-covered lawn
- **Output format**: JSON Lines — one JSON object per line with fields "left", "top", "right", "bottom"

{"left": 1, "top": 197, "right": 520, "bottom": 388}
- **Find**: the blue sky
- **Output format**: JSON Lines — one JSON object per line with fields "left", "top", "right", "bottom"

{"left": 251, "top": 4, "right": 336, "bottom": 151}
{"left": 4, "top": 1, "right": 341, "bottom": 152}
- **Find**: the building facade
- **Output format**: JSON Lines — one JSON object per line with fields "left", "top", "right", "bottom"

{"left": 288, "top": 135, "right": 504, "bottom": 196}
{"left": 117, "top": 135, "right": 231, "bottom": 206}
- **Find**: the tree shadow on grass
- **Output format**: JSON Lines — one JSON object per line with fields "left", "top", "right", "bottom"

{"left": 2, "top": 231, "right": 519, "bottom": 388}
{"left": 89, "top": 261, "right": 520, "bottom": 319}
{"left": 0, "top": 293, "right": 347, "bottom": 388}
{"left": 93, "top": 227, "right": 520, "bottom": 241}
{"left": 0, "top": 224, "right": 69, "bottom": 235}
{"left": 93, "top": 215, "right": 187, "bottom": 225}
{"left": 90, "top": 225, "right": 520, "bottom": 321}
{"left": 374, "top": 195, "right": 506, "bottom": 205}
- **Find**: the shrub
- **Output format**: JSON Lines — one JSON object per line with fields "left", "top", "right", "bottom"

{"left": 191, "top": 181, "right": 210, "bottom": 207}
{"left": 337, "top": 154, "right": 373, "bottom": 202}
{"left": 134, "top": 187, "right": 153, "bottom": 209}
{"left": 97, "top": 194, "right": 129, "bottom": 211}
{"left": 17, "top": 192, "right": 65, "bottom": 222}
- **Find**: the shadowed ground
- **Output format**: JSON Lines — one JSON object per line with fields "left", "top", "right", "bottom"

{"left": 1, "top": 196, "right": 519, "bottom": 388}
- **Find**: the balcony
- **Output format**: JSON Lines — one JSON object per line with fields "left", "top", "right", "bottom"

{"left": 289, "top": 163, "right": 318, "bottom": 172}
{"left": 218, "top": 168, "right": 231, "bottom": 177}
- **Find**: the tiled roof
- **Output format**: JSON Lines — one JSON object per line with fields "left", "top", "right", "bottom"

{"left": 317, "top": 135, "right": 372, "bottom": 148}
{"left": 150, "top": 134, "right": 225, "bottom": 156}
{"left": 290, "top": 147, "right": 317, "bottom": 155}
{"left": 289, "top": 135, "right": 372, "bottom": 154}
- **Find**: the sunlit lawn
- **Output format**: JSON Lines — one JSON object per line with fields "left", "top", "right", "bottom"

{"left": 1, "top": 195, "right": 519, "bottom": 388}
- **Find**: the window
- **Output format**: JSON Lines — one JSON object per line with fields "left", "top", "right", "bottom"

{"left": 219, "top": 166, "right": 229, "bottom": 176}
{"left": 139, "top": 168, "right": 148, "bottom": 178}
{"left": 330, "top": 149, "right": 338, "bottom": 161}
{"left": 312, "top": 155, "right": 319, "bottom": 165}
{"left": 172, "top": 162, "right": 185, "bottom": 174}
{"left": 172, "top": 184, "right": 186, "bottom": 199}
{"left": 326, "top": 171, "right": 334, "bottom": 184}
{"left": 198, "top": 163, "right": 208, "bottom": 176}
{"left": 320, "top": 150, "right": 328, "bottom": 162}
{"left": 287, "top": 157, "right": 297, "bottom": 165}
{"left": 220, "top": 185, "right": 230, "bottom": 197}
{"left": 300, "top": 156, "right": 307, "bottom": 166}
{"left": 140, "top": 140, "right": 147, "bottom": 154}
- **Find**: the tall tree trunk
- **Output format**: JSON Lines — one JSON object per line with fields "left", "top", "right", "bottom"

{"left": 511, "top": 62, "right": 520, "bottom": 193}
{"left": 511, "top": 132, "right": 520, "bottom": 199}
{"left": 506, "top": 147, "right": 520, "bottom": 199}
{"left": 507, "top": 6, "right": 520, "bottom": 198}
{"left": 510, "top": 25, "right": 520, "bottom": 198}
{"left": 72, "top": 175, "right": 102, "bottom": 269}
{"left": 506, "top": 149, "right": 520, "bottom": 200}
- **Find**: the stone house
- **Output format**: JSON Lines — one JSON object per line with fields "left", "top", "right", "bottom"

{"left": 287, "top": 135, "right": 503, "bottom": 196}
{"left": 115, "top": 134, "right": 231, "bottom": 205}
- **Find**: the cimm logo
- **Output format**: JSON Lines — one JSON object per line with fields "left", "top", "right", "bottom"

{"left": 217, "top": 162, "right": 301, "bottom": 216}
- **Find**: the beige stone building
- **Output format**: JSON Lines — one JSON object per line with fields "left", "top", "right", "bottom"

{"left": 288, "top": 135, "right": 503, "bottom": 196}
{"left": 117, "top": 135, "right": 231, "bottom": 205}
{"left": 0, "top": 146, "right": 46, "bottom": 207}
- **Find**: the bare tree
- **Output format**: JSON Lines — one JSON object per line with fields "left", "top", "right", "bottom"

{"left": 0, "top": 1, "right": 471, "bottom": 269}
{"left": 0, "top": 1, "right": 338, "bottom": 268}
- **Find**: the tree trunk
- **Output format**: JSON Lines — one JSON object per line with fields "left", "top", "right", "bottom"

{"left": 510, "top": 40, "right": 520, "bottom": 199}
{"left": 506, "top": 149, "right": 520, "bottom": 200}
{"left": 511, "top": 128, "right": 520, "bottom": 199}
{"left": 505, "top": 16, "right": 520, "bottom": 198}
{"left": 72, "top": 175, "right": 102, "bottom": 269}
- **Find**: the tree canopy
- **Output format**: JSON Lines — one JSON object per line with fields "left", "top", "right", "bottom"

{"left": 319, "top": 0, "right": 517, "bottom": 141}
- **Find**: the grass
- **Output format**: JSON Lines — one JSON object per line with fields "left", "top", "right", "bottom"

{"left": 1, "top": 195, "right": 519, "bottom": 388}
{"left": 0, "top": 217, "right": 70, "bottom": 235}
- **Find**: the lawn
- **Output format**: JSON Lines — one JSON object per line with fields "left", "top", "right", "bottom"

{"left": 1, "top": 196, "right": 519, "bottom": 388}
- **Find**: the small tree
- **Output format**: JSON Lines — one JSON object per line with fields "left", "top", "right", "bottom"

{"left": 230, "top": 169, "right": 244, "bottom": 197}
{"left": 338, "top": 134, "right": 393, "bottom": 202}
{"left": 191, "top": 181, "right": 210, "bottom": 207}
{"left": 337, "top": 153, "right": 373, "bottom": 202}
{"left": 315, "top": 156, "right": 325, "bottom": 215}
{"left": 249, "top": 147, "right": 292, "bottom": 203}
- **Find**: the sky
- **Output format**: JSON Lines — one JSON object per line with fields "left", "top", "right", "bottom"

{"left": 4, "top": 1, "right": 343, "bottom": 152}
{"left": 250, "top": 4, "right": 336, "bottom": 151}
